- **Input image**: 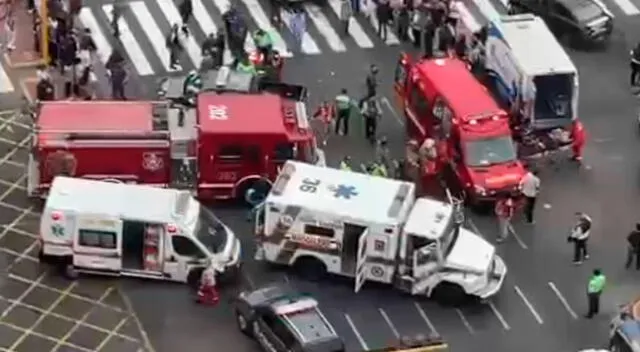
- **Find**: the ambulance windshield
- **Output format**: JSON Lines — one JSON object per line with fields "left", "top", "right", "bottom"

{"left": 195, "top": 207, "right": 228, "bottom": 254}
{"left": 464, "top": 136, "right": 517, "bottom": 167}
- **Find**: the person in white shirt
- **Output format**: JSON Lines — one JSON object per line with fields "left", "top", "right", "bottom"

{"left": 569, "top": 212, "right": 591, "bottom": 264}
{"left": 519, "top": 169, "right": 540, "bottom": 224}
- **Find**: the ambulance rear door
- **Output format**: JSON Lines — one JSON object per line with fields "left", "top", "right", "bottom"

{"left": 72, "top": 214, "right": 123, "bottom": 274}
{"left": 354, "top": 229, "right": 370, "bottom": 293}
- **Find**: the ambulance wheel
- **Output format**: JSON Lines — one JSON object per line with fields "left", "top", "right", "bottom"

{"left": 432, "top": 282, "right": 465, "bottom": 307}
{"left": 235, "top": 310, "right": 251, "bottom": 336}
{"left": 293, "top": 257, "right": 327, "bottom": 281}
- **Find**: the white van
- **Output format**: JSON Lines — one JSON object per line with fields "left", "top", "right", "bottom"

{"left": 39, "top": 177, "right": 241, "bottom": 285}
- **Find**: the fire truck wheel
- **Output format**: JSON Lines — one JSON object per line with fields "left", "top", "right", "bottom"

{"left": 431, "top": 282, "right": 466, "bottom": 307}
{"left": 187, "top": 268, "right": 204, "bottom": 289}
{"left": 293, "top": 257, "right": 327, "bottom": 281}
{"left": 235, "top": 310, "right": 251, "bottom": 336}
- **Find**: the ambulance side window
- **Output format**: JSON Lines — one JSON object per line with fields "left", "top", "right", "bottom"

{"left": 171, "top": 236, "right": 205, "bottom": 257}
{"left": 78, "top": 229, "right": 117, "bottom": 249}
{"left": 218, "top": 145, "right": 243, "bottom": 162}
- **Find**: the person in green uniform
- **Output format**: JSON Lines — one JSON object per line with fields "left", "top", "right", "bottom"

{"left": 586, "top": 268, "right": 606, "bottom": 318}
{"left": 335, "top": 89, "right": 355, "bottom": 136}
{"left": 339, "top": 156, "right": 352, "bottom": 171}
{"left": 235, "top": 55, "right": 257, "bottom": 75}
{"left": 253, "top": 29, "right": 273, "bottom": 59}
{"left": 183, "top": 70, "right": 202, "bottom": 104}
{"left": 371, "top": 162, "right": 387, "bottom": 177}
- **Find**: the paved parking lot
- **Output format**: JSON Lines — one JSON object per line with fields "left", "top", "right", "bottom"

{"left": 0, "top": 110, "right": 151, "bottom": 352}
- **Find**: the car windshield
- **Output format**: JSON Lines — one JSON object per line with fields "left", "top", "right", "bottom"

{"left": 572, "top": 3, "right": 604, "bottom": 22}
{"left": 195, "top": 207, "right": 228, "bottom": 254}
{"left": 464, "top": 136, "right": 517, "bottom": 167}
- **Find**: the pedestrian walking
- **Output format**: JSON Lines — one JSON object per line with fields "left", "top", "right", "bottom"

{"left": 626, "top": 223, "right": 640, "bottom": 270}
{"left": 631, "top": 42, "right": 640, "bottom": 86}
{"left": 2, "top": 14, "right": 16, "bottom": 51}
{"left": 495, "top": 195, "right": 515, "bottom": 243}
{"left": 196, "top": 263, "right": 220, "bottom": 305}
{"left": 361, "top": 95, "right": 382, "bottom": 143}
{"left": 585, "top": 268, "right": 605, "bottom": 319}
{"left": 334, "top": 88, "right": 355, "bottom": 136}
{"left": 339, "top": 0, "right": 353, "bottom": 35}
{"left": 108, "top": 62, "right": 127, "bottom": 100}
{"left": 350, "top": 0, "right": 360, "bottom": 13}
{"left": 569, "top": 212, "right": 592, "bottom": 264}
{"left": 179, "top": 0, "right": 193, "bottom": 36}
{"left": 376, "top": 0, "right": 391, "bottom": 41}
{"left": 166, "top": 23, "right": 183, "bottom": 70}
{"left": 111, "top": 1, "right": 122, "bottom": 38}
{"left": 360, "top": 64, "right": 379, "bottom": 105}
{"left": 289, "top": 6, "right": 306, "bottom": 52}
{"left": 312, "top": 101, "right": 334, "bottom": 146}
{"left": 519, "top": 168, "right": 540, "bottom": 224}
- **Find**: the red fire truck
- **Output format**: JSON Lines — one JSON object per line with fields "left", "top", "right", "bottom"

{"left": 27, "top": 89, "right": 323, "bottom": 200}
{"left": 393, "top": 54, "right": 526, "bottom": 202}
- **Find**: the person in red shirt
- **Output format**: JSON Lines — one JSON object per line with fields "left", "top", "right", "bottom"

{"left": 571, "top": 120, "right": 586, "bottom": 162}
{"left": 196, "top": 265, "right": 220, "bottom": 305}
{"left": 495, "top": 195, "right": 516, "bottom": 243}
{"left": 313, "top": 101, "right": 334, "bottom": 146}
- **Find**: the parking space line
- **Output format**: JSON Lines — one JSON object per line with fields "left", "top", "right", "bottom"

{"left": 548, "top": 282, "right": 578, "bottom": 320}
{"left": 1, "top": 272, "right": 47, "bottom": 319}
{"left": 378, "top": 308, "right": 400, "bottom": 338}
{"left": 0, "top": 108, "right": 28, "bottom": 132}
{"left": 0, "top": 173, "right": 26, "bottom": 200}
{"left": 2, "top": 159, "right": 27, "bottom": 168}
{"left": 413, "top": 302, "right": 438, "bottom": 335}
{"left": 344, "top": 313, "right": 369, "bottom": 350}
{"left": 120, "top": 288, "right": 158, "bottom": 352}
{"left": 95, "top": 316, "right": 130, "bottom": 351}
{"left": 487, "top": 301, "right": 510, "bottom": 330}
{"left": 381, "top": 97, "right": 404, "bottom": 127}
{"left": 455, "top": 308, "right": 475, "bottom": 334}
{"left": 0, "top": 177, "right": 26, "bottom": 190}
{"left": 507, "top": 224, "right": 528, "bottom": 249}
{"left": 513, "top": 285, "right": 543, "bottom": 324}
{"left": 0, "top": 296, "right": 139, "bottom": 342}
{"left": 0, "top": 320, "right": 94, "bottom": 352}
{"left": 0, "top": 205, "right": 36, "bottom": 239}
{"left": 1, "top": 225, "right": 38, "bottom": 239}
{"left": 9, "top": 282, "right": 78, "bottom": 350}
{"left": 52, "top": 287, "right": 113, "bottom": 351}
{"left": 0, "top": 247, "right": 38, "bottom": 262}
{"left": 7, "top": 273, "right": 127, "bottom": 313}
{"left": 0, "top": 200, "right": 39, "bottom": 213}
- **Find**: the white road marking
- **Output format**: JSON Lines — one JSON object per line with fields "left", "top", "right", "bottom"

{"left": 1, "top": 272, "right": 48, "bottom": 319}
{"left": 455, "top": 308, "right": 475, "bottom": 334}
{"left": 102, "top": 4, "right": 154, "bottom": 76}
{"left": 487, "top": 301, "right": 510, "bottom": 330}
{"left": 130, "top": 1, "right": 174, "bottom": 70}
{"left": 344, "top": 313, "right": 369, "bottom": 350}
{"left": 304, "top": 4, "right": 346, "bottom": 52}
{"left": 382, "top": 97, "right": 403, "bottom": 126}
{"left": 507, "top": 224, "right": 528, "bottom": 249}
{"left": 0, "top": 62, "right": 14, "bottom": 93}
{"left": 413, "top": 302, "right": 438, "bottom": 335}
{"left": 609, "top": 0, "right": 640, "bottom": 15}
{"left": 514, "top": 285, "right": 543, "bottom": 324}
{"left": 454, "top": 1, "right": 481, "bottom": 33}
{"left": 327, "top": 0, "right": 374, "bottom": 48}
{"left": 157, "top": 0, "right": 203, "bottom": 68}
{"left": 548, "top": 282, "right": 578, "bottom": 320}
{"left": 378, "top": 308, "right": 400, "bottom": 338}
{"left": 78, "top": 8, "right": 113, "bottom": 64}
{"left": 241, "top": 0, "right": 292, "bottom": 56}
{"left": 467, "top": 217, "right": 485, "bottom": 239}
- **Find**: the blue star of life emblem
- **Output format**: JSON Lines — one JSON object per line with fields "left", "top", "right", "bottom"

{"left": 331, "top": 184, "right": 358, "bottom": 199}
{"left": 51, "top": 224, "right": 64, "bottom": 237}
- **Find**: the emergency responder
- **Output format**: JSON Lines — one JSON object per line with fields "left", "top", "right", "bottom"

{"left": 361, "top": 64, "right": 379, "bottom": 105}
{"left": 626, "top": 223, "right": 640, "bottom": 270}
{"left": 335, "top": 89, "right": 355, "bottom": 136}
{"left": 36, "top": 70, "right": 55, "bottom": 101}
{"left": 166, "top": 23, "right": 183, "bottom": 70}
{"left": 179, "top": 0, "right": 193, "bottom": 36}
{"left": 495, "top": 195, "right": 515, "bottom": 243}
{"left": 585, "top": 269, "right": 606, "bottom": 318}
{"left": 183, "top": 70, "right": 202, "bottom": 104}
{"left": 631, "top": 42, "right": 640, "bottom": 86}
{"left": 339, "top": 156, "right": 353, "bottom": 171}
{"left": 196, "top": 262, "right": 220, "bottom": 305}
{"left": 569, "top": 212, "right": 592, "bottom": 265}
{"left": 361, "top": 95, "right": 382, "bottom": 143}
{"left": 235, "top": 54, "right": 257, "bottom": 75}
{"left": 253, "top": 29, "right": 273, "bottom": 60}
{"left": 369, "top": 162, "right": 388, "bottom": 177}
{"left": 571, "top": 120, "right": 586, "bottom": 162}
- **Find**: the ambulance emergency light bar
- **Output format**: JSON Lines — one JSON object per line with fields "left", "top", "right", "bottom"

{"left": 274, "top": 298, "right": 318, "bottom": 315}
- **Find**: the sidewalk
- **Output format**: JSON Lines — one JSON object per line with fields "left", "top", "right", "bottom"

{"left": 3, "top": 0, "right": 43, "bottom": 68}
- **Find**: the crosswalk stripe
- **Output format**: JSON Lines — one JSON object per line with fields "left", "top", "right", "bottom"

{"left": 454, "top": 1, "right": 481, "bottom": 33}
{"left": 304, "top": 4, "right": 346, "bottom": 52}
{"left": 242, "top": 0, "right": 293, "bottom": 57}
{"left": 78, "top": 8, "right": 112, "bottom": 64}
{"left": 367, "top": 14, "right": 399, "bottom": 45}
{"left": 609, "top": 0, "right": 640, "bottom": 15}
{"left": 281, "top": 9, "right": 322, "bottom": 54}
{"left": 129, "top": 1, "right": 174, "bottom": 70}
{"left": 157, "top": 0, "right": 203, "bottom": 69}
{"left": 0, "top": 63, "right": 13, "bottom": 94}
{"left": 327, "top": 0, "right": 374, "bottom": 48}
{"left": 102, "top": 5, "right": 154, "bottom": 76}
{"left": 192, "top": 0, "right": 218, "bottom": 38}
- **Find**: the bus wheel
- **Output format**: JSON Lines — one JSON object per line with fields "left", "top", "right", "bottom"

{"left": 432, "top": 282, "right": 466, "bottom": 307}
{"left": 293, "top": 257, "right": 327, "bottom": 281}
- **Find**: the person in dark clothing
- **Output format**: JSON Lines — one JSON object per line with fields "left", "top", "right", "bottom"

{"left": 631, "top": 42, "right": 640, "bottom": 86}
{"left": 179, "top": 0, "right": 193, "bottom": 36}
{"left": 376, "top": 1, "right": 391, "bottom": 41}
{"left": 397, "top": 7, "right": 410, "bottom": 41}
{"left": 111, "top": 3, "right": 122, "bottom": 37}
{"left": 109, "top": 63, "right": 127, "bottom": 100}
{"left": 223, "top": 7, "right": 247, "bottom": 59}
{"left": 361, "top": 64, "right": 378, "bottom": 105}
{"left": 626, "top": 223, "right": 640, "bottom": 269}
{"left": 36, "top": 76, "right": 55, "bottom": 101}
{"left": 166, "top": 24, "right": 183, "bottom": 70}
{"left": 422, "top": 22, "right": 435, "bottom": 59}
{"left": 79, "top": 28, "right": 97, "bottom": 52}
{"left": 106, "top": 48, "right": 126, "bottom": 71}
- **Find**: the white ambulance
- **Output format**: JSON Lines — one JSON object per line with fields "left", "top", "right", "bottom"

{"left": 39, "top": 177, "right": 241, "bottom": 285}
{"left": 254, "top": 161, "right": 507, "bottom": 304}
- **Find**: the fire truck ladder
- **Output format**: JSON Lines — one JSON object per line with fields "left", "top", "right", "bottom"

{"left": 160, "top": 103, "right": 198, "bottom": 191}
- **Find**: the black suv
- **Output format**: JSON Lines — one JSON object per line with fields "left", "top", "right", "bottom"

{"left": 235, "top": 285, "right": 345, "bottom": 352}
{"left": 508, "top": 0, "right": 613, "bottom": 45}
